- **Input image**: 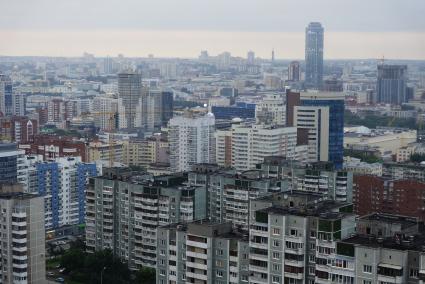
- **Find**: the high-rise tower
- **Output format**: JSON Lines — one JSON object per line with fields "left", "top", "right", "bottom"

{"left": 305, "top": 22, "right": 324, "bottom": 89}
{"left": 118, "top": 72, "right": 142, "bottom": 129}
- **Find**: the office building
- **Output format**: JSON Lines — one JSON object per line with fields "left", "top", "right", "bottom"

{"left": 103, "top": 56, "right": 114, "bottom": 74}
{"left": 377, "top": 64, "right": 408, "bottom": 105}
{"left": 297, "top": 92, "right": 345, "bottom": 169}
{"left": 285, "top": 91, "right": 300, "bottom": 127}
{"left": 169, "top": 113, "right": 216, "bottom": 172}
{"left": 0, "top": 184, "right": 46, "bottom": 284}
{"left": 305, "top": 22, "right": 324, "bottom": 89}
{"left": 157, "top": 221, "right": 249, "bottom": 284}
{"left": 117, "top": 72, "right": 143, "bottom": 129}
{"left": 288, "top": 61, "right": 301, "bottom": 82}
{"left": 211, "top": 102, "right": 255, "bottom": 120}
{"left": 145, "top": 89, "right": 162, "bottom": 131}
{"left": 249, "top": 191, "right": 355, "bottom": 284}
{"left": 86, "top": 169, "right": 207, "bottom": 269}
{"left": 161, "top": 91, "right": 174, "bottom": 125}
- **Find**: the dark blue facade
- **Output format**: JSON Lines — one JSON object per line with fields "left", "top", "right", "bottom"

{"left": 4, "top": 83, "right": 12, "bottom": 116}
{"left": 77, "top": 164, "right": 97, "bottom": 224}
{"left": 36, "top": 163, "right": 60, "bottom": 228}
{"left": 301, "top": 99, "right": 344, "bottom": 169}
{"left": 212, "top": 103, "right": 256, "bottom": 120}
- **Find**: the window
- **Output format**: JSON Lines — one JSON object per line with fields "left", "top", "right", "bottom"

{"left": 273, "top": 264, "right": 280, "bottom": 271}
{"left": 216, "top": 270, "right": 223, "bottom": 277}
{"left": 290, "top": 229, "right": 298, "bottom": 236}
{"left": 410, "top": 268, "right": 419, "bottom": 278}
{"left": 272, "top": 276, "right": 280, "bottom": 283}
{"left": 273, "top": 228, "right": 280, "bottom": 235}
{"left": 363, "top": 265, "right": 372, "bottom": 273}
{"left": 241, "top": 275, "right": 248, "bottom": 282}
{"left": 272, "top": 252, "right": 280, "bottom": 259}
{"left": 216, "top": 249, "right": 223, "bottom": 255}
{"left": 363, "top": 281, "right": 372, "bottom": 284}
{"left": 216, "top": 260, "right": 223, "bottom": 267}
{"left": 273, "top": 240, "right": 280, "bottom": 247}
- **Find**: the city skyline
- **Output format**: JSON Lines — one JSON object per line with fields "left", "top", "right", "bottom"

{"left": 1, "top": 0, "right": 425, "bottom": 59}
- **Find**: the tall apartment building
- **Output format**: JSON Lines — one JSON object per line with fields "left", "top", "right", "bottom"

{"left": 21, "top": 156, "right": 97, "bottom": 229}
{"left": 215, "top": 129, "right": 232, "bottom": 167}
{"left": 305, "top": 22, "right": 324, "bottom": 89}
{"left": 260, "top": 157, "right": 353, "bottom": 202}
{"left": 0, "top": 184, "right": 46, "bottom": 284}
{"left": 248, "top": 191, "right": 355, "bottom": 284}
{"left": 145, "top": 89, "right": 162, "bottom": 131}
{"left": 231, "top": 123, "right": 298, "bottom": 171}
{"left": 188, "top": 165, "right": 281, "bottom": 230}
{"left": 0, "top": 75, "right": 13, "bottom": 117}
{"left": 117, "top": 72, "right": 144, "bottom": 129}
{"left": 255, "top": 94, "right": 286, "bottom": 126}
{"left": 157, "top": 221, "right": 250, "bottom": 284}
{"left": 377, "top": 64, "right": 408, "bottom": 105}
{"left": 169, "top": 113, "right": 216, "bottom": 172}
{"left": 92, "top": 96, "right": 118, "bottom": 131}
{"left": 86, "top": 169, "right": 207, "bottom": 269}
{"left": 353, "top": 175, "right": 425, "bottom": 221}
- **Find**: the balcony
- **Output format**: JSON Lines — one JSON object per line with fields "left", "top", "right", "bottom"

{"left": 186, "top": 261, "right": 208, "bottom": 270}
{"left": 186, "top": 240, "right": 208, "bottom": 249}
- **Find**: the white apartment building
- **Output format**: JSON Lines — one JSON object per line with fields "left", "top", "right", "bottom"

{"left": 255, "top": 94, "right": 286, "bottom": 126}
{"left": 169, "top": 113, "right": 216, "bottom": 172}
{"left": 231, "top": 124, "right": 297, "bottom": 171}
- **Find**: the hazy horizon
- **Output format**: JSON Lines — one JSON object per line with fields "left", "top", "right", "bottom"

{"left": 1, "top": 0, "right": 425, "bottom": 60}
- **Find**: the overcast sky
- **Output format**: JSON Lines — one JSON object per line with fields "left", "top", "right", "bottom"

{"left": 1, "top": 0, "right": 424, "bottom": 59}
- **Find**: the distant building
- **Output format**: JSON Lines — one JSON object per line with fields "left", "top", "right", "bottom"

{"left": 305, "top": 22, "right": 324, "bottom": 89}
{"left": 169, "top": 113, "right": 216, "bottom": 172}
{"left": 377, "top": 64, "right": 408, "bottom": 105}
{"left": 118, "top": 72, "right": 143, "bottom": 129}
{"left": 288, "top": 61, "right": 301, "bottom": 82}
{"left": 161, "top": 91, "right": 174, "bottom": 125}
{"left": 247, "top": 50, "right": 255, "bottom": 65}
{"left": 211, "top": 102, "right": 255, "bottom": 120}
{"left": 92, "top": 96, "right": 118, "bottom": 131}
{"left": 0, "top": 185, "right": 46, "bottom": 284}
{"left": 0, "top": 75, "right": 13, "bottom": 116}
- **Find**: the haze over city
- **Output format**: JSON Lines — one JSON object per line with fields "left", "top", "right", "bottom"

{"left": 1, "top": 0, "right": 425, "bottom": 59}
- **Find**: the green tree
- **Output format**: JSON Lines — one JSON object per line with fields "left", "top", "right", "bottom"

{"left": 135, "top": 267, "right": 156, "bottom": 284}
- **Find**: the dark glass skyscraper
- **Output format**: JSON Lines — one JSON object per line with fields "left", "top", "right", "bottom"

{"left": 300, "top": 93, "right": 345, "bottom": 169}
{"left": 305, "top": 22, "right": 324, "bottom": 89}
{"left": 377, "top": 64, "right": 408, "bottom": 105}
